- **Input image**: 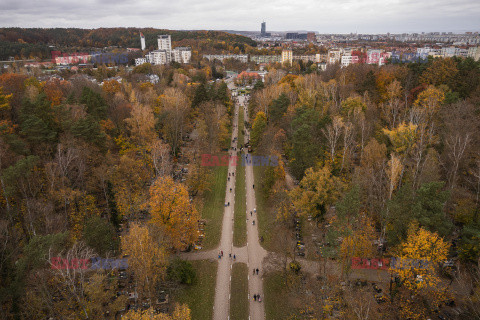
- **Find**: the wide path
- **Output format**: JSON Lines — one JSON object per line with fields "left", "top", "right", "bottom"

{"left": 212, "top": 100, "right": 239, "bottom": 320}
{"left": 241, "top": 95, "right": 267, "bottom": 320}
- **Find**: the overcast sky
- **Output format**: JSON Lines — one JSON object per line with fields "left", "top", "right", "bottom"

{"left": 1, "top": 0, "right": 479, "bottom": 33}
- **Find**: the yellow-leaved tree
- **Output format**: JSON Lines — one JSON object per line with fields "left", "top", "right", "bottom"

{"left": 289, "top": 165, "right": 345, "bottom": 222}
{"left": 383, "top": 122, "right": 417, "bottom": 155}
{"left": 121, "top": 223, "right": 167, "bottom": 300}
{"left": 414, "top": 85, "right": 445, "bottom": 118}
{"left": 390, "top": 223, "right": 450, "bottom": 320}
{"left": 123, "top": 303, "right": 191, "bottom": 320}
{"left": 149, "top": 176, "right": 199, "bottom": 251}
{"left": 340, "top": 214, "right": 376, "bottom": 278}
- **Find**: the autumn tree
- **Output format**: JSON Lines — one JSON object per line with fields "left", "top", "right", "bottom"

{"left": 251, "top": 111, "right": 267, "bottom": 147}
{"left": 159, "top": 87, "right": 190, "bottom": 156}
{"left": 149, "top": 176, "right": 199, "bottom": 251}
{"left": 121, "top": 223, "right": 167, "bottom": 300}
{"left": 390, "top": 223, "right": 450, "bottom": 320}
{"left": 125, "top": 102, "right": 157, "bottom": 146}
{"left": 290, "top": 165, "right": 345, "bottom": 223}
{"left": 123, "top": 303, "right": 191, "bottom": 320}
{"left": 419, "top": 58, "right": 458, "bottom": 88}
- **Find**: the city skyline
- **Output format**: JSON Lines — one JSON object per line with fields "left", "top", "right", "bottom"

{"left": 1, "top": 0, "right": 479, "bottom": 34}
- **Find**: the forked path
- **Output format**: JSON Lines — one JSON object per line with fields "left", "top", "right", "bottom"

{"left": 182, "top": 92, "right": 268, "bottom": 320}
{"left": 212, "top": 101, "right": 239, "bottom": 320}
{"left": 242, "top": 96, "right": 267, "bottom": 320}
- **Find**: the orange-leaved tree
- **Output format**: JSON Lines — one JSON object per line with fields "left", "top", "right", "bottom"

{"left": 121, "top": 223, "right": 167, "bottom": 300}
{"left": 390, "top": 223, "right": 450, "bottom": 320}
{"left": 149, "top": 176, "right": 199, "bottom": 251}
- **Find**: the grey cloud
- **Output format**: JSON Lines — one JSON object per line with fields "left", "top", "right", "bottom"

{"left": 0, "top": 0, "right": 478, "bottom": 32}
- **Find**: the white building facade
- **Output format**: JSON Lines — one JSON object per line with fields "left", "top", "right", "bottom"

{"left": 135, "top": 34, "right": 191, "bottom": 66}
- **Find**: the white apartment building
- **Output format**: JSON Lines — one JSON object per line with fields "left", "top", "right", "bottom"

{"left": 135, "top": 34, "right": 191, "bottom": 66}
{"left": 293, "top": 55, "right": 316, "bottom": 63}
{"left": 341, "top": 53, "right": 360, "bottom": 67}
{"left": 327, "top": 49, "right": 342, "bottom": 64}
{"left": 134, "top": 57, "right": 147, "bottom": 66}
{"left": 281, "top": 49, "right": 293, "bottom": 64}
{"left": 147, "top": 50, "right": 169, "bottom": 65}
{"left": 172, "top": 47, "right": 192, "bottom": 64}
{"left": 203, "top": 54, "right": 248, "bottom": 63}
{"left": 441, "top": 47, "right": 460, "bottom": 57}
{"left": 367, "top": 49, "right": 385, "bottom": 65}
{"left": 468, "top": 46, "right": 480, "bottom": 61}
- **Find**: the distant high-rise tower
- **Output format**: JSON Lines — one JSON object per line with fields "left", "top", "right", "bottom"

{"left": 140, "top": 32, "right": 146, "bottom": 50}
{"left": 261, "top": 21, "right": 266, "bottom": 36}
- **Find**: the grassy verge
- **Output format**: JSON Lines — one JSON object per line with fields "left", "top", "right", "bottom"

{"left": 234, "top": 109, "right": 246, "bottom": 247}
{"left": 263, "top": 271, "right": 296, "bottom": 320}
{"left": 253, "top": 165, "right": 276, "bottom": 251}
{"left": 234, "top": 163, "right": 246, "bottom": 247}
{"left": 201, "top": 165, "right": 228, "bottom": 249}
{"left": 173, "top": 260, "right": 217, "bottom": 320}
{"left": 230, "top": 263, "right": 249, "bottom": 320}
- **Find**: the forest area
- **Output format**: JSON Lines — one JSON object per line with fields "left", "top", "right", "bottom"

{"left": 247, "top": 56, "right": 480, "bottom": 319}
{"left": 0, "top": 60, "right": 233, "bottom": 319}
{"left": 0, "top": 47, "right": 480, "bottom": 319}
{"left": 0, "top": 28, "right": 257, "bottom": 60}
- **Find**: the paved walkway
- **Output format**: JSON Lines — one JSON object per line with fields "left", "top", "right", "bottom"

{"left": 211, "top": 101, "right": 239, "bottom": 320}
{"left": 241, "top": 96, "right": 268, "bottom": 320}
{"left": 179, "top": 90, "right": 391, "bottom": 320}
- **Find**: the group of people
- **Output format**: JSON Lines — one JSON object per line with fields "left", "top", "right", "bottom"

{"left": 218, "top": 251, "right": 236, "bottom": 260}
{"left": 253, "top": 294, "right": 262, "bottom": 302}
{"left": 252, "top": 268, "right": 260, "bottom": 275}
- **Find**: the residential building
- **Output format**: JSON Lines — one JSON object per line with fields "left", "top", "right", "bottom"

{"left": 146, "top": 50, "right": 169, "bottom": 65}
{"left": 366, "top": 49, "right": 383, "bottom": 65}
{"left": 441, "top": 46, "right": 460, "bottom": 57}
{"left": 203, "top": 54, "right": 248, "bottom": 63}
{"left": 341, "top": 53, "right": 359, "bottom": 67}
{"left": 135, "top": 57, "right": 147, "bottom": 66}
{"left": 135, "top": 34, "right": 191, "bottom": 66}
{"left": 282, "top": 49, "right": 293, "bottom": 64}
{"left": 286, "top": 33, "right": 299, "bottom": 40}
{"left": 172, "top": 47, "right": 192, "bottom": 64}
{"left": 468, "top": 46, "right": 480, "bottom": 61}
{"left": 293, "top": 55, "right": 316, "bottom": 63}
{"left": 327, "top": 49, "right": 342, "bottom": 64}
{"left": 157, "top": 35, "right": 172, "bottom": 63}
{"left": 250, "top": 55, "right": 281, "bottom": 64}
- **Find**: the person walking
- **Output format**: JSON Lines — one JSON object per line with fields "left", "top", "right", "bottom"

{"left": 221, "top": 251, "right": 223, "bottom": 257}
{"left": 253, "top": 294, "right": 257, "bottom": 301}
{"left": 233, "top": 254, "right": 236, "bottom": 260}
{"left": 256, "top": 268, "right": 259, "bottom": 275}
{"left": 253, "top": 269, "right": 255, "bottom": 275}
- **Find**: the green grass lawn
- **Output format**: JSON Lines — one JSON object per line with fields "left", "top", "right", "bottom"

{"left": 263, "top": 271, "right": 296, "bottom": 320}
{"left": 234, "top": 163, "right": 246, "bottom": 247}
{"left": 201, "top": 165, "right": 228, "bottom": 250}
{"left": 173, "top": 260, "right": 217, "bottom": 320}
{"left": 230, "top": 263, "right": 249, "bottom": 320}
{"left": 234, "top": 109, "right": 246, "bottom": 247}
{"left": 253, "top": 165, "right": 276, "bottom": 252}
